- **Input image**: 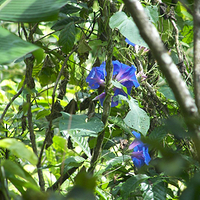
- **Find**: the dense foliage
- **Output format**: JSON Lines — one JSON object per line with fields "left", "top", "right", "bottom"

{"left": 0, "top": 0, "right": 199, "bottom": 199}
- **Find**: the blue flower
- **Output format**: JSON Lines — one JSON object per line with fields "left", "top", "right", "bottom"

{"left": 86, "top": 60, "right": 139, "bottom": 107}
{"left": 129, "top": 131, "right": 151, "bottom": 168}
{"left": 86, "top": 62, "right": 106, "bottom": 89}
{"left": 125, "top": 38, "right": 135, "bottom": 47}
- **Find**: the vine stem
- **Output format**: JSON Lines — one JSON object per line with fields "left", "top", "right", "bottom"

{"left": 88, "top": 0, "right": 113, "bottom": 174}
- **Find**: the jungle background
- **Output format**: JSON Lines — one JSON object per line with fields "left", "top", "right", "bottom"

{"left": 0, "top": 0, "right": 199, "bottom": 199}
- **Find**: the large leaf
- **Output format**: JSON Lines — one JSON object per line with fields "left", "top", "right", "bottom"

{"left": 58, "top": 22, "right": 76, "bottom": 54}
{"left": 0, "top": 138, "right": 38, "bottom": 165}
{"left": 1, "top": 160, "right": 39, "bottom": 194}
{"left": 62, "top": 130, "right": 92, "bottom": 159}
{"left": 121, "top": 174, "right": 149, "bottom": 198}
{"left": 141, "top": 178, "right": 167, "bottom": 200}
{"left": 105, "top": 155, "right": 131, "bottom": 171}
{"left": 0, "top": 0, "right": 70, "bottom": 22}
{"left": 120, "top": 96, "right": 150, "bottom": 136}
{"left": 108, "top": 116, "right": 132, "bottom": 135}
{"left": 0, "top": 27, "right": 39, "bottom": 64}
{"left": 59, "top": 112, "right": 104, "bottom": 133}
{"left": 63, "top": 156, "right": 85, "bottom": 173}
{"left": 109, "top": 11, "right": 148, "bottom": 47}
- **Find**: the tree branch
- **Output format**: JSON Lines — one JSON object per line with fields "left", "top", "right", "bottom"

{"left": 123, "top": 0, "right": 199, "bottom": 121}
{"left": 194, "top": 0, "right": 200, "bottom": 112}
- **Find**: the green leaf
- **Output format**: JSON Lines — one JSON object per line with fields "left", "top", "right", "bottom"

{"left": 63, "top": 156, "right": 85, "bottom": 173}
{"left": 1, "top": 160, "right": 39, "bottom": 194}
{"left": 141, "top": 178, "right": 167, "bottom": 200}
{"left": 0, "top": 138, "right": 38, "bottom": 165}
{"left": 63, "top": 130, "right": 91, "bottom": 158}
{"left": 120, "top": 96, "right": 150, "bottom": 136}
{"left": 0, "top": 0, "right": 70, "bottom": 22}
{"left": 145, "top": 6, "right": 159, "bottom": 24}
{"left": 58, "top": 22, "right": 76, "bottom": 54}
{"left": 109, "top": 12, "right": 148, "bottom": 47}
{"left": 108, "top": 116, "right": 132, "bottom": 135}
{"left": 158, "top": 84, "right": 176, "bottom": 100}
{"left": 51, "top": 16, "right": 83, "bottom": 31}
{"left": 60, "top": 4, "right": 81, "bottom": 15}
{"left": 96, "top": 186, "right": 110, "bottom": 200}
{"left": 52, "top": 135, "right": 67, "bottom": 152}
{"left": 59, "top": 112, "right": 104, "bottom": 133}
{"left": 36, "top": 109, "right": 51, "bottom": 119}
{"left": 148, "top": 126, "right": 167, "bottom": 143}
{"left": 105, "top": 155, "right": 131, "bottom": 171}
{"left": 121, "top": 174, "right": 149, "bottom": 198}
{"left": 0, "top": 27, "right": 39, "bottom": 64}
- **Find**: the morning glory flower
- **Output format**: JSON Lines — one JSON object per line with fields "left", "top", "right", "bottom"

{"left": 86, "top": 62, "right": 106, "bottom": 89}
{"left": 125, "top": 38, "right": 149, "bottom": 53}
{"left": 86, "top": 60, "right": 139, "bottom": 107}
{"left": 129, "top": 131, "right": 151, "bottom": 168}
{"left": 125, "top": 38, "right": 136, "bottom": 47}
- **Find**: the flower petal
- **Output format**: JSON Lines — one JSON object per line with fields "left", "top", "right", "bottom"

{"left": 125, "top": 38, "right": 135, "bottom": 47}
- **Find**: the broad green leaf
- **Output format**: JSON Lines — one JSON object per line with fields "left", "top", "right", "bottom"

{"left": 96, "top": 186, "right": 110, "bottom": 200}
{"left": 120, "top": 96, "right": 150, "bottom": 136}
{"left": 0, "top": 27, "right": 39, "bottom": 64}
{"left": 0, "top": 0, "right": 70, "bottom": 22}
{"left": 145, "top": 6, "right": 159, "bottom": 24}
{"left": 63, "top": 156, "right": 85, "bottom": 173}
{"left": 62, "top": 130, "right": 92, "bottom": 158}
{"left": 58, "top": 22, "right": 76, "bottom": 54}
{"left": 158, "top": 85, "right": 176, "bottom": 100}
{"left": 1, "top": 160, "right": 39, "bottom": 194}
{"left": 181, "top": 25, "right": 193, "bottom": 44}
{"left": 148, "top": 126, "right": 167, "bottom": 142}
{"left": 52, "top": 135, "right": 67, "bottom": 152}
{"left": 105, "top": 155, "right": 131, "bottom": 171}
{"left": 121, "top": 174, "right": 149, "bottom": 198}
{"left": 59, "top": 112, "right": 104, "bottom": 133}
{"left": 108, "top": 116, "right": 132, "bottom": 135}
{"left": 51, "top": 16, "right": 83, "bottom": 31}
{"left": 36, "top": 109, "right": 51, "bottom": 119}
{"left": 0, "top": 138, "right": 38, "bottom": 165}
{"left": 60, "top": 4, "right": 81, "bottom": 15}
{"left": 109, "top": 11, "right": 148, "bottom": 47}
{"left": 2, "top": 160, "right": 37, "bottom": 185}
{"left": 141, "top": 178, "right": 167, "bottom": 200}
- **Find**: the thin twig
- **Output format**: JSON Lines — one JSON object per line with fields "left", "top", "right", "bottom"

{"left": 47, "top": 153, "right": 87, "bottom": 191}
{"left": 37, "top": 47, "right": 78, "bottom": 180}
{"left": 0, "top": 82, "right": 25, "bottom": 124}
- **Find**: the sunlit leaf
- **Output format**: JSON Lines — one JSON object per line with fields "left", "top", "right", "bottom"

{"left": 109, "top": 11, "right": 148, "bottom": 47}
{"left": 121, "top": 174, "right": 149, "bottom": 198}
{"left": 59, "top": 112, "right": 104, "bottom": 133}
{"left": 105, "top": 155, "right": 131, "bottom": 171}
{"left": 62, "top": 130, "right": 92, "bottom": 159}
{"left": 0, "top": 0, "right": 70, "bottom": 22}
{"left": 0, "top": 27, "right": 39, "bottom": 64}
{"left": 0, "top": 138, "right": 38, "bottom": 165}
{"left": 120, "top": 96, "right": 150, "bottom": 136}
{"left": 63, "top": 156, "right": 85, "bottom": 173}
